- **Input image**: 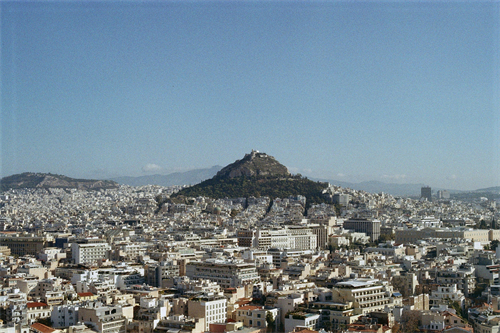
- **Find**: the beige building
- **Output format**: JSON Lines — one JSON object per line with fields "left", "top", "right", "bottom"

{"left": 0, "top": 235, "right": 52, "bottom": 256}
{"left": 235, "top": 305, "right": 280, "bottom": 330}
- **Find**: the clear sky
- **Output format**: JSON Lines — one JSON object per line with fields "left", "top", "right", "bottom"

{"left": 1, "top": 1, "right": 499, "bottom": 191}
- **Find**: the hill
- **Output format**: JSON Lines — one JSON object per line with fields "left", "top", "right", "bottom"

{"left": 173, "top": 151, "right": 328, "bottom": 205}
{"left": 112, "top": 166, "right": 222, "bottom": 186}
{"left": 0, "top": 172, "right": 119, "bottom": 191}
{"left": 474, "top": 186, "right": 500, "bottom": 193}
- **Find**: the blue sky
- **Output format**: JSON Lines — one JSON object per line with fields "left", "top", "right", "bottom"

{"left": 1, "top": 1, "right": 499, "bottom": 191}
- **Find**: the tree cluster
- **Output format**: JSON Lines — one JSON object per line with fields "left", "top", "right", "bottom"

{"left": 173, "top": 175, "right": 329, "bottom": 208}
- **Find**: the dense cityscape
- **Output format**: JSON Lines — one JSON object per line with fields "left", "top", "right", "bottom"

{"left": 0, "top": 151, "right": 498, "bottom": 333}
{"left": 2, "top": 2, "right": 498, "bottom": 333}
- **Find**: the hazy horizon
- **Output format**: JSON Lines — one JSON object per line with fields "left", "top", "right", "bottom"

{"left": 2, "top": 1, "right": 499, "bottom": 191}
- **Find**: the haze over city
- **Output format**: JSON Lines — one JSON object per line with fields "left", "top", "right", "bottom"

{"left": 1, "top": 1, "right": 499, "bottom": 191}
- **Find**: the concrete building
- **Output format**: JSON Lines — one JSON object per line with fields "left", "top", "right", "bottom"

{"left": 185, "top": 260, "right": 259, "bottom": 288}
{"left": 429, "top": 285, "right": 465, "bottom": 309}
{"left": 146, "top": 260, "right": 179, "bottom": 288}
{"left": 78, "top": 302, "right": 127, "bottom": 333}
{"left": 284, "top": 312, "right": 320, "bottom": 333}
{"left": 0, "top": 235, "right": 53, "bottom": 256}
{"left": 237, "top": 227, "right": 317, "bottom": 250}
{"left": 51, "top": 305, "right": 80, "bottom": 328}
{"left": 342, "top": 219, "right": 381, "bottom": 242}
{"left": 72, "top": 242, "right": 111, "bottom": 265}
{"left": 26, "top": 302, "right": 51, "bottom": 325}
{"left": 235, "top": 305, "right": 280, "bottom": 330}
{"left": 187, "top": 296, "right": 227, "bottom": 332}
{"left": 435, "top": 266, "right": 475, "bottom": 297}
{"left": 332, "top": 279, "right": 399, "bottom": 315}
{"left": 395, "top": 228, "right": 494, "bottom": 244}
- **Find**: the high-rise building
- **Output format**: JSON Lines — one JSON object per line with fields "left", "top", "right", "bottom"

{"left": 421, "top": 186, "right": 432, "bottom": 201}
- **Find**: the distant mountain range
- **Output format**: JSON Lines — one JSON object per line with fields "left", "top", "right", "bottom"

{"left": 0, "top": 172, "right": 118, "bottom": 191}
{"left": 111, "top": 163, "right": 464, "bottom": 197}
{"left": 111, "top": 166, "right": 222, "bottom": 187}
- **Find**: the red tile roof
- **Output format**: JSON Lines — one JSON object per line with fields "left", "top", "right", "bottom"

{"left": 238, "top": 305, "right": 263, "bottom": 311}
{"left": 31, "top": 323, "right": 56, "bottom": 333}
{"left": 77, "top": 292, "right": 95, "bottom": 297}
{"left": 27, "top": 302, "right": 48, "bottom": 308}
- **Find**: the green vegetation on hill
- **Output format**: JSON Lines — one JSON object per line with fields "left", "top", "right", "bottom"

{"left": 172, "top": 174, "right": 329, "bottom": 206}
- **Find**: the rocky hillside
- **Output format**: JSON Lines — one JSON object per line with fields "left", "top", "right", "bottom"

{"left": 215, "top": 150, "right": 290, "bottom": 179}
{"left": 0, "top": 172, "right": 119, "bottom": 191}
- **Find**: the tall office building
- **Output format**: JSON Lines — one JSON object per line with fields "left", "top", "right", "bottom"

{"left": 421, "top": 186, "right": 432, "bottom": 202}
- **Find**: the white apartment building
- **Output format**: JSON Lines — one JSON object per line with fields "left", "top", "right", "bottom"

{"left": 51, "top": 305, "right": 80, "bottom": 328}
{"left": 187, "top": 296, "right": 227, "bottom": 332}
{"left": 332, "top": 279, "right": 400, "bottom": 314}
{"left": 429, "top": 285, "right": 465, "bottom": 309}
{"left": 72, "top": 242, "right": 111, "bottom": 265}
{"left": 255, "top": 229, "right": 289, "bottom": 249}
{"left": 26, "top": 302, "right": 51, "bottom": 325}
{"left": 287, "top": 226, "right": 317, "bottom": 250}
{"left": 284, "top": 312, "right": 320, "bottom": 333}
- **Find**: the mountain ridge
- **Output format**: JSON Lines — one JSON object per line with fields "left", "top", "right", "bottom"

{"left": 0, "top": 172, "right": 119, "bottom": 191}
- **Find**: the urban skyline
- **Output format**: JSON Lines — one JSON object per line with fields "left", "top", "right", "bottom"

{"left": 1, "top": 1, "right": 499, "bottom": 191}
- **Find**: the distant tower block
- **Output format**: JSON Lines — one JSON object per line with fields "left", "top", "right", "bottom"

{"left": 421, "top": 186, "right": 432, "bottom": 202}
{"left": 437, "top": 190, "right": 450, "bottom": 199}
